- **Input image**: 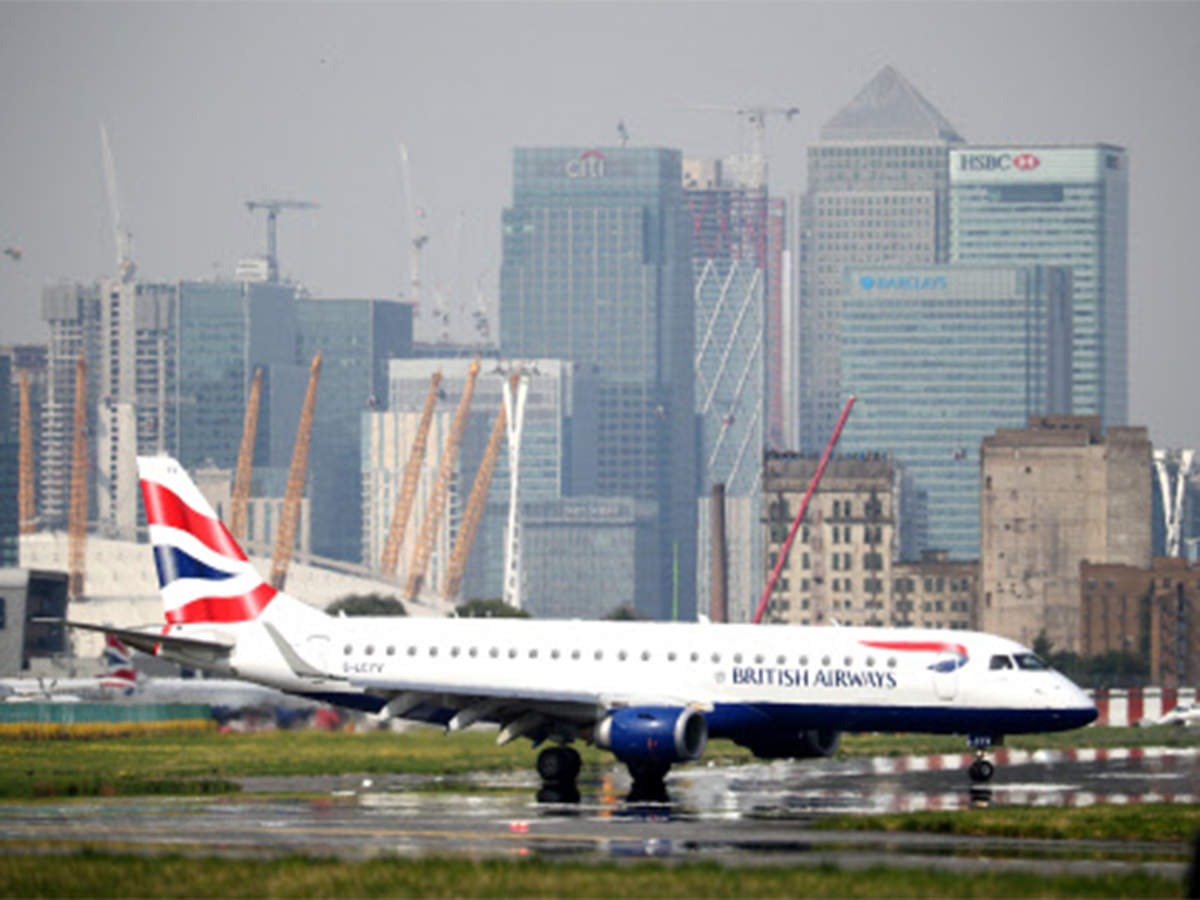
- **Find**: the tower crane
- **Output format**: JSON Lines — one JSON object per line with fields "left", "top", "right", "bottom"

{"left": 270, "top": 353, "right": 321, "bottom": 591}
{"left": 443, "top": 396, "right": 507, "bottom": 602}
{"left": 18, "top": 371, "right": 35, "bottom": 534}
{"left": 229, "top": 367, "right": 263, "bottom": 544}
{"left": 245, "top": 199, "right": 318, "bottom": 283}
{"left": 67, "top": 356, "right": 89, "bottom": 599}
{"left": 380, "top": 371, "right": 442, "bottom": 575}
{"left": 686, "top": 104, "right": 800, "bottom": 189}
{"left": 100, "top": 123, "right": 135, "bottom": 282}
{"left": 404, "top": 358, "right": 480, "bottom": 600}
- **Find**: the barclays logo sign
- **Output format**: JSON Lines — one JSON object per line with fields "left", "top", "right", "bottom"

{"left": 859, "top": 275, "right": 948, "bottom": 291}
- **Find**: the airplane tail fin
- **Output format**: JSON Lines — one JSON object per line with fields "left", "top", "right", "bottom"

{"left": 100, "top": 633, "right": 138, "bottom": 692}
{"left": 138, "top": 455, "right": 279, "bottom": 626}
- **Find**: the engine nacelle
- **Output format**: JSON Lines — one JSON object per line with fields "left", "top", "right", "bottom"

{"left": 594, "top": 706, "right": 708, "bottom": 767}
{"left": 745, "top": 728, "right": 842, "bottom": 760}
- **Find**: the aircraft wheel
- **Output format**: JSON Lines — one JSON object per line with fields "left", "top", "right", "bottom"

{"left": 968, "top": 758, "right": 995, "bottom": 783}
{"left": 536, "top": 746, "right": 581, "bottom": 783}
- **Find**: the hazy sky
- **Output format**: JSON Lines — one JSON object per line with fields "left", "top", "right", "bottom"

{"left": 2, "top": 1, "right": 1198, "bottom": 447}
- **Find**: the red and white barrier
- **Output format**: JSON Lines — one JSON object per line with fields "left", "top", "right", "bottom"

{"left": 1088, "top": 686, "right": 1197, "bottom": 727}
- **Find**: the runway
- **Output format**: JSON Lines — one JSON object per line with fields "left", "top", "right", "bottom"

{"left": 1, "top": 747, "right": 1195, "bottom": 877}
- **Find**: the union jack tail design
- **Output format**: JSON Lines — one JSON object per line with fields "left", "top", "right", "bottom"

{"left": 100, "top": 633, "right": 137, "bottom": 691}
{"left": 138, "top": 456, "right": 277, "bottom": 626}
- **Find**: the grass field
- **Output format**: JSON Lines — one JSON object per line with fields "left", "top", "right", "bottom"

{"left": 0, "top": 724, "right": 1193, "bottom": 799}
{"left": 0, "top": 852, "right": 1185, "bottom": 899}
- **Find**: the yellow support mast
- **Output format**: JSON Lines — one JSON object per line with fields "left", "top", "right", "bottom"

{"left": 380, "top": 371, "right": 442, "bottom": 575}
{"left": 229, "top": 367, "right": 263, "bottom": 544}
{"left": 270, "top": 353, "right": 321, "bottom": 591}
{"left": 404, "top": 358, "right": 480, "bottom": 600}
{"left": 442, "top": 394, "right": 507, "bottom": 602}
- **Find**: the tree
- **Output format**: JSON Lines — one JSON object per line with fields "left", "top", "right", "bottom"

{"left": 327, "top": 593, "right": 407, "bottom": 617}
{"left": 454, "top": 598, "right": 530, "bottom": 618}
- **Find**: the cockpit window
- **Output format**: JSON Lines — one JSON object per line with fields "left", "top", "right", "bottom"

{"left": 989, "top": 654, "right": 1014, "bottom": 670}
{"left": 1014, "top": 653, "right": 1048, "bottom": 670}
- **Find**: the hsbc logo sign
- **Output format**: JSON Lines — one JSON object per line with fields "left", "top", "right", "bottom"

{"left": 959, "top": 152, "right": 1040, "bottom": 173}
{"left": 565, "top": 150, "right": 606, "bottom": 178}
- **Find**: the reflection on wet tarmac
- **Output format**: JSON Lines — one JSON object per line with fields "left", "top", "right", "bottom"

{"left": 0, "top": 746, "right": 1193, "bottom": 873}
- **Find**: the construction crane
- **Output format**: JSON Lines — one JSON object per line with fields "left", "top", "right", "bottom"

{"left": 380, "top": 371, "right": 442, "bottom": 575}
{"left": 100, "top": 123, "right": 135, "bottom": 282}
{"left": 687, "top": 104, "right": 800, "bottom": 189}
{"left": 17, "top": 371, "right": 35, "bottom": 534}
{"left": 443, "top": 397, "right": 507, "bottom": 602}
{"left": 245, "top": 199, "right": 318, "bottom": 283}
{"left": 67, "top": 356, "right": 88, "bottom": 599}
{"left": 270, "top": 353, "right": 321, "bottom": 591}
{"left": 404, "top": 358, "right": 480, "bottom": 600}
{"left": 229, "top": 367, "right": 263, "bottom": 544}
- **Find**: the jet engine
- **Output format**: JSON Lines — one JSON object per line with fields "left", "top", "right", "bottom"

{"left": 594, "top": 706, "right": 708, "bottom": 767}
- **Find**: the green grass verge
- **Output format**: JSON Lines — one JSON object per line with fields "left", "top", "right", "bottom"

{"left": 0, "top": 724, "right": 1191, "bottom": 799}
{"left": 0, "top": 851, "right": 1184, "bottom": 898}
{"left": 812, "top": 803, "right": 1200, "bottom": 844}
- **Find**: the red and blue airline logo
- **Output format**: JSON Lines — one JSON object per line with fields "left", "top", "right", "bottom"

{"left": 859, "top": 640, "right": 969, "bottom": 672}
{"left": 141, "top": 478, "right": 276, "bottom": 625}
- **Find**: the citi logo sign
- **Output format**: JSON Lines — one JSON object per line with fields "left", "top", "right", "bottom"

{"left": 959, "top": 152, "right": 1040, "bottom": 172}
{"left": 565, "top": 150, "right": 606, "bottom": 179}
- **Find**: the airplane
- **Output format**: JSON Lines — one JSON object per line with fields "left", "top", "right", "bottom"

{"left": 94, "top": 630, "right": 320, "bottom": 726}
{"left": 0, "top": 633, "right": 136, "bottom": 702}
{"left": 65, "top": 455, "right": 1098, "bottom": 801}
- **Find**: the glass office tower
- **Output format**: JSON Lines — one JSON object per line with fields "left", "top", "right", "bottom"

{"left": 500, "top": 147, "right": 697, "bottom": 618}
{"left": 840, "top": 264, "right": 1072, "bottom": 560}
{"left": 175, "top": 281, "right": 305, "bottom": 473}
{"left": 799, "top": 66, "right": 964, "bottom": 453}
{"left": 297, "top": 298, "right": 412, "bottom": 562}
{"left": 950, "top": 145, "right": 1128, "bottom": 426}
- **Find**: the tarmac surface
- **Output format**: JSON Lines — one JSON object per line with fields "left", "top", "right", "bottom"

{"left": 2, "top": 746, "right": 1196, "bottom": 877}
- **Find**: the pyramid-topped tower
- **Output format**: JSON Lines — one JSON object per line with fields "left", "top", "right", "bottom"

{"left": 797, "top": 67, "right": 964, "bottom": 454}
{"left": 821, "top": 65, "right": 964, "bottom": 143}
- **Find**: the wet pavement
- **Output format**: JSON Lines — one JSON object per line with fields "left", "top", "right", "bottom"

{"left": 0, "top": 746, "right": 1195, "bottom": 877}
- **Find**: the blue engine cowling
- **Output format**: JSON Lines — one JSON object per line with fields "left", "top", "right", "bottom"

{"left": 594, "top": 706, "right": 708, "bottom": 767}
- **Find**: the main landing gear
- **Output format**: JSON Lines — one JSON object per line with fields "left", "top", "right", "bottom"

{"left": 535, "top": 745, "right": 581, "bottom": 803}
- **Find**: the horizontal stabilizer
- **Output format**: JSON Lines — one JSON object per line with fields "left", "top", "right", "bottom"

{"left": 55, "top": 620, "right": 234, "bottom": 662}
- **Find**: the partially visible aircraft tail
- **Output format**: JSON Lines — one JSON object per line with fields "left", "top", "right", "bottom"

{"left": 99, "top": 633, "right": 137, "bottom": 692}
{"left": 137, "top": 455, "right": 281, "bottom": 626}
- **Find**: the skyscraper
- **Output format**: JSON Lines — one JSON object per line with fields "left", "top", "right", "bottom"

{"left": 840, "top": 264, "right": 1073, "bottom": 560}
{"left": 40, "top": 283, "right": 100, "bottom": 530}
{"left": 499, "top": 147, "right": 697, "bottom": 618}
{"left": 0, "top": 354, "right": 17, "bottom": 566}
{"left": 175, "top": 280, "right": 305, "bottom": 474}
{"left": 684, "top": 157, "right": 766, "bottom": 619}
{"left": 950, "top": 145, "right": 1129, "bottom": 426}
{"left": 799, "top": 66, "right": 964, "bottom": 451}
{"left": 95, "top": 277, "right": 176, "bottom": 538}
{"left": 296, "top": 298, "right": 412, "bottom": 562}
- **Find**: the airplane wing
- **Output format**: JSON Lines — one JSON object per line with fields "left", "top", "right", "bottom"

{"left": 349, "top": 674, "right": 709, "bottom": 745}
{"left": 55, "top": 620, "right": 234, "bottom": 665}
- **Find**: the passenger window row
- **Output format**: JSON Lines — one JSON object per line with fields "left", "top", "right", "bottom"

{"left": 340, "top": 644, "right": 900, "bottom": 669}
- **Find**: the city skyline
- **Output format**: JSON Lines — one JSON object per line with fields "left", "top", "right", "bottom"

{"left": 2, "top": 2, "right": 1198, "bottom": 450}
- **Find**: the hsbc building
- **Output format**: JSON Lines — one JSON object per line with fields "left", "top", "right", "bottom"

{"left": 950, "top": 145, "right": 1128, "bottom": 426}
